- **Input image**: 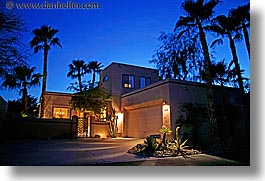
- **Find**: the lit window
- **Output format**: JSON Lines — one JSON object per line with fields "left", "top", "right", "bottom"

{"left": 100, "top": 107, "right": 107, "bottom": 121}
{"left": 140, "top": 77, "right": 151, "bottom": 88}
{"left": 53, "top": 107, "right": 70, "bottom": 119}
{"left": 122, "top": 74, "right": 135, "bottom": 88}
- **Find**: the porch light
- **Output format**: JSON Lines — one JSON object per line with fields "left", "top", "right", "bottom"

{"left": 162, "top": 104, "right": 171, "bottom": 130}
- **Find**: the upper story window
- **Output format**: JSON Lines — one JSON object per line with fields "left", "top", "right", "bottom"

{"left": 140, "top": 76, "right": 151, "bottom": 88}
{"left": 122, "top": 74, "right": 135, "bottom": 88}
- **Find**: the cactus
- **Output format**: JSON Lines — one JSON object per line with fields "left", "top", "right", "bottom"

{"left": 159, "top": 126, "right": 172, "bottom": 145}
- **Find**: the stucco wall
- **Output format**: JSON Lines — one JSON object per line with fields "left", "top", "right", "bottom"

{"left": 2, "top": 119, "right": 76, "bottom": 139}
{"left": 121, "top": 80, "right": 170, "bottom": 138}
{"left": 167, "top": 80, "right": 209, "bottom": 145}
{"left": 168, "top": 79, "right": 244, "bottom": 146}
{"left": 121, "top": 79, "right": 244, "bottom": 146}
{"left": 101, "top": 62, "right": 160, "bottom": 111}
{"left": 90, "top": 122, "right": 110, "bottom": 138}
{"left": 43, "top": 92, "right": 75, "bottom": 119}
{"left": 121, "top": 80, "right": 170, "bottom": 108}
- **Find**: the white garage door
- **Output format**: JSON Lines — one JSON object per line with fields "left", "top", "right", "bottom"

{"left": 126, "top": 105, "right": 162, "bottom": 138}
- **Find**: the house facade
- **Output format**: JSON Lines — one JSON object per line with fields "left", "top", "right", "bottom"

{"left": 43, "top": 62, "right": 245, "bottom": 145}
{"left": 121, "top": 79, "right": 244, "bottom": 145}
{"left": 100, "top": 62, "right": 160, "bottom": 112}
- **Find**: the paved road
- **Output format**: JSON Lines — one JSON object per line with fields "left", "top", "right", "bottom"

{"left": 0, "top": 138, "right": 243, "bottom": 166}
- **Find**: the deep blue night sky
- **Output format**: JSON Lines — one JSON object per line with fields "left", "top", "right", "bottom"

{"left": 0, "top": 0, "right": 250, "bottom": 101}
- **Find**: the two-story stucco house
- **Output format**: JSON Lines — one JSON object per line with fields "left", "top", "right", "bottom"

{"left": 43, "top": 62, "right": 245, "bottom": 145}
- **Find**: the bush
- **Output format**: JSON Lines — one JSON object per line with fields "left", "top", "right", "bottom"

{"left": 142, "top": 136, "right": 157, "bottom": 157}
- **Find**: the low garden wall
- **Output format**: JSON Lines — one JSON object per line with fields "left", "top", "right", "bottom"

{"left": 1, "top": 118, "right": 76, "bottom": 139}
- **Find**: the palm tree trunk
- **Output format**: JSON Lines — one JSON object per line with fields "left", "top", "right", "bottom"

{"left": 228, "top": 33, "right": 249, "bottom": 135}
{"left": 40, "top": 47, "right": 48, "bottom": 118}
{"left": 228, "top": 34, "right": 245, "bottom": 97}
{"left": 242, "top": 23, "right": 250, "bottom": 60}
{"left": 22, "top": 85, "right": 28, "bottom": 114}
{"left": 92, "top": 71, "right": 96, "bottom": 88}
{"left": 197, "top": 20, "right": 217, "bottom": 146}
{"left": 78, "top": 72, "right": 82, "bottom": 92}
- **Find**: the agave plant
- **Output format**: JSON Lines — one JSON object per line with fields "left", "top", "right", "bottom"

{"left": 174, "top": 127, "right": 190, "bottom": 157}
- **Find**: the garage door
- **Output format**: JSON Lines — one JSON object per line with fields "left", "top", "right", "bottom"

{"left": 126, "top": 105, "right": 162, "bottom": 138}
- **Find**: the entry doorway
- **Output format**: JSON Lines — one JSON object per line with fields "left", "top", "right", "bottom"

{"left": 77, "top": 112, "right": 91, "bottom": 138}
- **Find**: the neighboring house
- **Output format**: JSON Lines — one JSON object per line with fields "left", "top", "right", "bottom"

{"left": 42, "top": 91, "right": 74, "bottom": 119}
{"left": 43, "top": 62, "right": 245, "bottom": 145}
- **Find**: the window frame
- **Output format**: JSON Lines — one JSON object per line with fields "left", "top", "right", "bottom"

{"left": 122, "top": 74, "right": 135, "bottom": 89}
{"left": 139, "top": 76, "right": 151, "bottom": 88}
{"left": 52, "top": 107, "right": 71, "bottom": 119}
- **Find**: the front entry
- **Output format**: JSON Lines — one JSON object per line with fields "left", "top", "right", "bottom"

{"left": 76, "top": 112, "right": 91, "bottom": 138}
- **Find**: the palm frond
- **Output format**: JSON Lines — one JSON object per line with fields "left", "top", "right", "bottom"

{"left": 176, "top": 29, "right": 187, "bottom": 40}
{"left": 30, "top": 25, "right": 62, "bottom": 52}
{"left": 50, "top": 37, "right": 62, "bottom": 48}
{"left": 175, "top": 16, "right": 195, "bottom": 31}
{"left": 210, "top": 38, "right": 223, "bottom": 48}
{"left": 203, "top": 0, "right": 222, "bottom": 19}
{"left": 233, "top": 32, "right": 242, "bottom": 41}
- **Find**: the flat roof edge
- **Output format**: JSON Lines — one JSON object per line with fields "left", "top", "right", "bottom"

{"left": 121, "top": 79, "right": 239, "bottom": 98}
{"left": 44, "top": 91, "right": 73, "bottom": 96}
{"left": 102, "top": 62, "right": 158, "bottom": 72}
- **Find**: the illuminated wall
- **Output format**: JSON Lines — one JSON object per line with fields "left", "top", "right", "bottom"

{"left": 162, "top": 104, "right": 171, "bottom": 129}
{"left": 116, "top": 113, "right": 124, "bottom": 135}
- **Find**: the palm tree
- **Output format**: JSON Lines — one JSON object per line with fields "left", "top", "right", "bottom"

{"left": 30, "top": 25, "right": 62, "bottom": 118}
{"left": 211, "top": 15, "right": 245, "bottom": 98}
{"left": 67, "top": 59, "right": 90, "bottom": 92}
{"left": 230, "top": 3, "right": 250, "bottom": 59}
{"left": 88, "top": 61, "right": 103, "bottom": 88}
{"left": 212, "top": 60, "right": 235, "bottom": 87}
{"left": 2, "top": 65, "right": 41, "bottom": 115}
{"left": 175, "top": 0, "right": 221, "bottom": 145}
{"left": 211, "top": 14, "right": 249, "bottom": 134}
{"left": 199, "top": 60, "right": 230, "bottom": 86}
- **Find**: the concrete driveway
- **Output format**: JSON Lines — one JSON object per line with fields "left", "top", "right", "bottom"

{"left": 0, "top": 138, "right": 243, "bottom": 166}
{"left": 0, "top": 138, "right": 152, "bottom": 166}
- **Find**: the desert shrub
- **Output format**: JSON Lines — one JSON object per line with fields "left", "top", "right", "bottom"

{"left": 142, "top": 136, "right": 157, "bottom": 157}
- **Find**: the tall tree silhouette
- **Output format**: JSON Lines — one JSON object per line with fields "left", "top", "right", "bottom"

{"left": 150, "top": 31, "right": 201, "bottom": 80}
{"left": 30, "top": 25, "right": 62, "bottom": 118}
{"left": 67, "top": 60, "right": 90, "bottom": 92}
{"left": 175, "top": 0, "right": 221, "bottom": 145}
{"left": 2, "top": 65, "right": 41, "bottom": 115}
{"left": 212, "top": 60, "right": 232, "bottom": 87}
{"left": 211, "top": 14, "right": 249, "bottom": 135}
{"left": 199, "top": 60, "right": 233, "bottom": 87}
{"left": 230, "top": 3, "right": 250, "bottom": 60}
{"left": 88, "top": 61, "right": 103, "bottom": 88}
{"left": 211, "top": 15, "right": 245, "bottom": 98}
{"left": 0, "top": 10, "right": 28, "bottom": 78}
